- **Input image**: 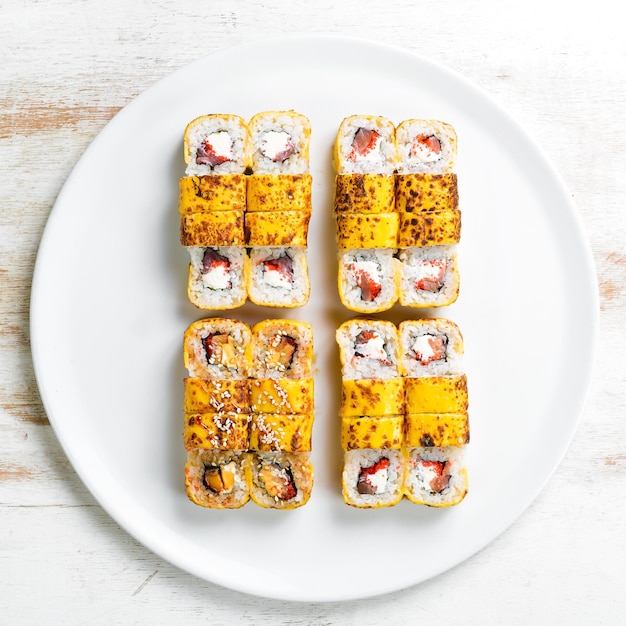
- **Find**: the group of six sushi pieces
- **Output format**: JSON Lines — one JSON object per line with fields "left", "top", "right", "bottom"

{"left": 178, "top": 110, "right": 469, "bottom": 510}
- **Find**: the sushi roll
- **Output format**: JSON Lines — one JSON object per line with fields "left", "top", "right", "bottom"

{"left": 340, "top": 377, "right": 404, "bottom": 417}
{"left": 244, "top": 210, "right": 311, "bottom": 247}
{"left": 334, "top": 173, "right": 395, "bottom": 214}
{"left": 405, "top": 412, "right": 470, "bottom": 448}
{"left": 186, "top": 246, "right": 248, "bottom": 310}
{"left": 178, "top": 174, "right": 247, "bottom": 214}
{"left": 183, "top": 377, "right": 250, "bottom": 414}
{"left": 249, "top": 451, "right": 314, "bottom": 509}
{"left": 250, "top": 378, "right": 314, "bottom": 414}
{"left": 403, "top": 446, "right": 468, "bottom": 507}
{"left": 183, "top": 114, "right": 251, "bottom": 176}
{"left": 342, "top": 449, "right": 404, "bottom": 508}
{"left": 184, "top": 449, "right": 251, "bottom": 509}
{"left": 395, "top": 173, "right": 458, "bottom": 213}
{"left": 395, "top": 119, "right": 457, "bottom": 175}
{"left": 183, "top": 318, "right": 252, "bottom": 380}
{"left": 336, "top": 319, "right": 400, "bottom": 380}
{"left": 404, "top": 374, "right": 469, "bottom": 414}
{"left": 340, "top": 415, "right": 404, "bottom": 451}
{"left": 334, "top": 115, "right": 397, "bottom": 175}
{"left": 396, "top": 245, "right": 460, "bottom": 308}
{"left": 179, "top": 210, "right": 246, "bottom": 247}
{"left": 250, "top": 319, "right": 313, "bottom": 380}
{"left": 396, "top": 209, "right": 461, "bottom": 248}
{"left": 335, "top": 213, "right": 398, "bottom": 251}
{"left": 248, "top": 110, "right": 311, "bottom": 175}
{"left": 246, "top": 247, "right": 309, "bottom": 308}
{"left": 249, "top": 413, "right": 314, "bottom": 452}
{"left": 183, "top": 411, "right": 251, "bottom": 451}
{"left": 337, "top": 248, "right": 398, "bottom": 313}
{"left": 247, "top": 173, "right": 312, "bottom": 212}
{"left": 398, "top": 318, "right": 464, "bottom": 378}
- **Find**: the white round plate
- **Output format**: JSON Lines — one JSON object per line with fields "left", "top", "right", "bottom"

{"left": 31, "top": 36, "right": 598, "bottom": 602}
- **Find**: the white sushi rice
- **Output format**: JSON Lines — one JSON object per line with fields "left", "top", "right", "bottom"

{"left": 396, "top": 119, "right": 457, "bottom": 174}
{"left": 187, "top": 246, "right": 247, "bottom": 310}
{"left": 247, "top": 247, "right": 309, "bottom": 308}
{"left": 336, "top": 319, "right": 399, "bottom": 380}
{"left": 404, "top": 446, "right": 468, "bottom": 507}
{"left": 398, "top": 318, "right": 464, "bottom": 378}
{"left": 184, "top": 115, "right": 249, "bottom": 176}
{"left": 338, "top": 248, "right": 398, "bottom": 313}
{"left": 184, "top": 319, "right": 251, "bottom": 380}
{"left": 336, "top": 115, "right": 397, "bottom": 175}
{"left": 397, "top": 245, "right": 460, "bottom": 308}
{"left": 342, "top": 449, "right": 404, "bottom": 508}
{"left": 249, "top": 111, "right": 310, "bottom": 174}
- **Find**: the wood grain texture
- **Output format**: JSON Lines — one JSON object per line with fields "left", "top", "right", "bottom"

{"left": 1, "top": 0, "right": 625, "bottom": 623}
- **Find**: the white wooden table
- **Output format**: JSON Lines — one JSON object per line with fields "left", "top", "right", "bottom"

{"left": 1, "top": 1, "right": 624, "bottom": 623}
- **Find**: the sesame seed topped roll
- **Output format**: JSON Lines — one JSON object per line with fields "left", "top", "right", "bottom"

{"left": 334, "top": 115, "right": 397, "bottom": 174}
{"left": 395, "top": 119, "right": 457, "bottom": 175}
{"left": 184, "top": 114, "right": 251, "bottom": 176}
{"left": 248, "top": 110, "right": 311, "bottom": 174}
{"left": 250, "top": 378, "right": 314, "bottom": 415}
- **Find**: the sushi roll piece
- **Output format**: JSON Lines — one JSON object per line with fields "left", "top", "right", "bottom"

{"left": 403, "top": 446, "right": 468, "bottom": 507}
{"left": 250, "top": 378, "right": 314, "bottom": 414}
{"left": 179, "top": 210, "right": 246, "bottom": 247}
{"left": 395, "top": 173, "right": 458, "bottom": 213}
{"left": 334, "top": 173, "right": 395, "bottom": 214}
{"left": 185, "top": 449, "right": 251, "bottom": 509}
{"left": 183, "top": 318, "right": 252, "bottom": 380}
{"left": 338, "top": 248, "right": 398, "bottom": 313}
{"left": 335, "top": 213, "right": 399, "bottom": 250}
{"left": 183, "top": 377, "right": 251, "bottom": 414}
{"left": 395, "top": 119, "right": 457, "bottom": 175}
{"left": 244, "top": 210, "right": 311, "bottom": 247}
{"left": 250, "top": 319, "right": 313, "bottom": 380}
{"left": 248, "top": 110, "right": 311, "bottom": 175}
{"left": 183, "top": 411, "right": 251, "bottom": 451}
{"left": 340, "top": 378, "right": 404, "bottom": 417}
{"left": 404, "top": 374, "right": 469, "bottom": 414}
{"left": 336, "top": 319, "right": 400, "bottom": 380}
{"left": 183, "top": 114, "right": 251, "bottom": 176}
{"left": 247, "top": 174, "right": 312, "bottom": 212}
{"left": 340, "top": 415, "right": 404, "bottom": 451}
{"left": 334, "top": 115, "right": 397, "bottom": 175}
{"left": 398, "top": 319, "right": 464, "bottom": 378}
{"left": 342, "top": 449, "right": 404, "bottom": 508}
{"left": 249, "top": 451, "right": 314, "bottom": 509}
{"left": 249, "top": 413, "right": 314, "bottom": 452}
{"left": 247, "top": 246, "right": 310, "bottom": 308}
{"left": 396, "top": 208, "right": 461, "bottom": 248}
{"left": 405, "top": 412, "right": 470, "bottom": 448}
{"left": 397, "top": 245, "right": 460, "bottom": 308}
{"left": 178, "top": 174, "right": 247, "bottom": 214}
{"left": 186, "top": 246, "right": 248, "bottom": 310}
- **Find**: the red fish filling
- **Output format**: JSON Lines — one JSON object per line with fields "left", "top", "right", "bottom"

{"left": 262, "top": 254, "right": 294, "bottom": 287}
{"left": 412, "top": 333, "right": 447, "bottom": 365}
{"left": 355, "top": 269, "right": 382, "bottom": 301}
{"left": 261, "top": 131, "right": 296, "bottom": 163}
{"left": 415, "top": 259, "right": 448, "bottom": 293}
{"left": 354, "top": 330, "right": 391, "bottom": 365}
{"left": 357, "top": 457, "right": 391, "bottom": 495}
{"left": 349, "top": 127, "right": 381, "bottom": 161}
{"left": 201, "top": 248, "right": 231, "bottom": 288}
{"left": 196, "top": 136, "right": 231, "bottom": 167}
{"left": 410, "top": 134, "right": 442, "bottom": 160}
{"left": 419, "top": 460, "right": 451, "bottom": 493}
